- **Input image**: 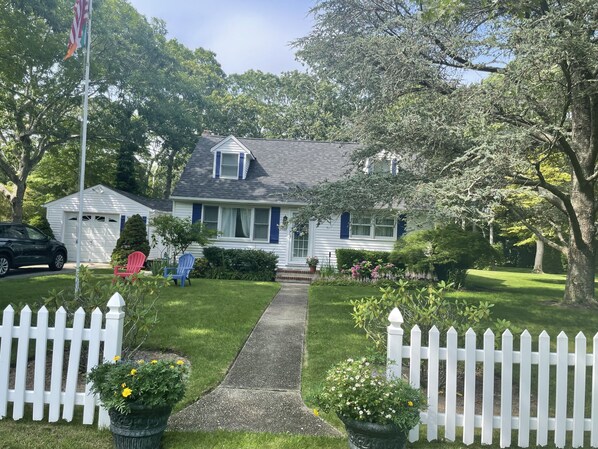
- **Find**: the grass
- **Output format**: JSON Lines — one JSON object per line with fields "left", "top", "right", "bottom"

{"left": 1, "top": 268, "right": 596, "bottom": 448}
{"left": 304, "top": 268, "right": 598, "bottom": 448}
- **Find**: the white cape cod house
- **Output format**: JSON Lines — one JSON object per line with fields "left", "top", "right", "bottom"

{"left": 171, "top": 135, "right": 407, "bottom": 268}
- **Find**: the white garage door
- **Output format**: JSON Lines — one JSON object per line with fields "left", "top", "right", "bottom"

{"left": 64, "top": 213, "right": 120, "bottom": 262}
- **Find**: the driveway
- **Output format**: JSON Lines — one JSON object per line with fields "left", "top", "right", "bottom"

{"left": 2, "top": 262, "right": 110, "bottom": 280}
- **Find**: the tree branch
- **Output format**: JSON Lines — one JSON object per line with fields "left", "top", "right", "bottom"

{"left": 510, "top": 205, "right": 567, "bottom": 254}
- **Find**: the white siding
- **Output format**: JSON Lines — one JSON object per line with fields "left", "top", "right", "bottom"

{"left": 313, "top": 216, "right": 397, "bottom": 268}
{"left": 44, "top": 186, "right": 167, "bottom": 262}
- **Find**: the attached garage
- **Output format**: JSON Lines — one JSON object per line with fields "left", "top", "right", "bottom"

{"left": 44, "top": 185, "right": 171, "bottom": 263}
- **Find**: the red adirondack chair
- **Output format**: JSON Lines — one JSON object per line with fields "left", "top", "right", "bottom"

{"left": 113, "top": 251, "right": 146, "bottom": 282}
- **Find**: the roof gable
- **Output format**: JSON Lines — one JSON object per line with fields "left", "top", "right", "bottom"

{"left": 210, "top": 135, "right": 255, "bottom": 160}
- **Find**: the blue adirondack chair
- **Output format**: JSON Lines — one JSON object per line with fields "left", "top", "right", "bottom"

{"left": 163, "top": 253, "right": 195, "bottom": 287}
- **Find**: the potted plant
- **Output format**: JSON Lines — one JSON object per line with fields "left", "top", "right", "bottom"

{"left": 317, "top": 358, "right": 425, "bottom": 449}
{"left": 306, "top": 256, "right": 319, "bottom": 273}
{"left": 88, "top": 356, "right": 189, "bottom": 449}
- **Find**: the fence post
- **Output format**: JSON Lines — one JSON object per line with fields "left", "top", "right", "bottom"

{"left": 98, "top": 292, "right": 125, "bottom": 428}
{"left": 387, "top": 307, "right": 404, "bottom": 379}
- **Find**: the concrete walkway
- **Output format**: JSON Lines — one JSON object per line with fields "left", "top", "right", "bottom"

{"left": 169, "top": 283, "right": 341, "bottom": 436}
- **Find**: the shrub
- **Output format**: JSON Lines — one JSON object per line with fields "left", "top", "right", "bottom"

{"left": 111, "top": 215, "right": 150, "bottom": 267}
{"left": 44, "top": 267, "right": 169, "bottom": 357}
{"left": 190, "top": 257, "right": 209, "bottom": 278}
{"left": 202, "top": 247, "right": 278, "bottom": 281}
{"left": 391, "top": 225, "right": 496, "bottom": 287}
{"left": 27, "top": 215, "right": 55, "bottom": 239}
{"left": 150, "top": 215, "right": 214, "bottom": 264}
{"left": 351, "top": 280, "right": 512, "bottom": 353}
{"left": 335, "top": 249, "right": 393, "bottom": 271}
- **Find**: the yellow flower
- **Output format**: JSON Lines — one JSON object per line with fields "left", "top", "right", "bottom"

{"left": 176, "top": 360, "right": 184, "bottom": 365}
{"left": 151, "top": 360, "right": 158, "bottom": 364}
{"left": 137, "top": 360, "right": 145, "bottom": 364}
{"left": 121, "top": 383, "right": 126, "bottom": 388}
{"left": 113, "top": 355, "right": 121, "bottom": 362}
{"left": 130, "top": 369, "right": 137, "bottom": 376}
{"left": 407, "top": 401, "right": 413, "bottom": 407}
{"left": 313, "top": 409, "right": 319, "bottom": 417}
{"left": 122, "top": 388, "right": 133, "bottom": 398}
{"left": 170, "top": 365, "right": 174, "bottom": 369}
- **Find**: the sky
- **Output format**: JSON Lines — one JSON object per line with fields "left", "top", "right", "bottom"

{"left": 127, "top": 0, "right": 315, "bottom": 75}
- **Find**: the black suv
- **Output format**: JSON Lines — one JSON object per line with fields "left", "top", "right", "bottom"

{"left": 0, "top": 223, "right": 68, "bottom": 277}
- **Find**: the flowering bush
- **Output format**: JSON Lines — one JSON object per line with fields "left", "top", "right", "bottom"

{"left": 351, "top": 260, "right": 401, "bottom": 281}
{"left": 317, "top": 358, "right": 425, "bottom": 430}
{"left": 306, "top": 256, "right": 319, "bottom": 267}
{"left": 88, "top": 357, "right": 189, "bottom": 414}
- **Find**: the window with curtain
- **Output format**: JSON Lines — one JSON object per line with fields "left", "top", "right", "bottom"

{"left": 351, "top": 214, "right": 372, "bottom": 237}
{"left": 220, "top": 153, "right": 239, "bottom": 178}
{"left": 221, "top": 207, "right": 251, "bottom": 238}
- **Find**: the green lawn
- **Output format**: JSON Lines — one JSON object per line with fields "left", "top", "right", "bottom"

{"left": 1, "top": 268, "right": 595, "bottom": 448}
{"left": 304, "top": 269, "right": 598, "bottom": 449}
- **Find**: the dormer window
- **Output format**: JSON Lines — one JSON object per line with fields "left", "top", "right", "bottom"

{"left": 211, "top": 135, "right": 255, "bottom": 179}
{"left": 366, "top": 157, "right": 397, "bottom": 175}
{"left": 220, "top": 153, "right": 239, "bottom": 178}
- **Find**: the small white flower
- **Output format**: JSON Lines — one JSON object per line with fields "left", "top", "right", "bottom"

{"left": 359, "top": 410, "right": 364, "bottom": 415}
{"left": 385, "top": 414, "right": 392, "bottom": 419}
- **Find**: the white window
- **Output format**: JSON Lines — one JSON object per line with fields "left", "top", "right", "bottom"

{"left": 351, "top": 214, "right": 395, "bottom": 240}
{"left": 371, "top": 159, "right": 389, "bottom": 174}
{"left": 220, "top": 153, "right": 239, "bottom": 178}
{"left": 253, "top": 208, "right": 270, "bottom": 241}
{"left": 203, "top": 206, "right": 270, "bottom": 241}
{"left": 203, "top": 206, "right": 218, "bottom": 231}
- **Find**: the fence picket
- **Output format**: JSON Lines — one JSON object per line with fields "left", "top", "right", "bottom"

{"left": 537, "top": 331, "right": 550, "bottom": 446}
{"left": 555, "top": 332, "right": 568, "bottom": 448}
{"left": 387, "top": 307, "right": 404, "bottom": 380}
{"left": 500, "top": 330, "right": 513, "bottom": 448}
{"left": 32, "top": 307, "right": 49, "bottom": 421}
{"left": 83, "top": 308, "right": 103, "bottom": 425}
{"left": 463, "top": 328, "right": 476, "bottom": 445}
{"left": 409, "top": 325, "right": 421, "bottom": 442}
{"left": 63, "top": 308, "right": 85, "bottom": 421}
{"left": 518, "top": 330, "right": 532, "bottom": 448}
{"left": 445, "top": 327, "right": 458, "bottom": 442}
{"left": 482, "top": 329, "right": 495, "bottom": 445}
{"left": 13, "top": 305, "right": 32, "bottom": 420}
{"left": 48, "top": 307, "right": 67, "bottom": 422}
{"left": 0, "top": 297, "right": 124, "bottom": 428}
{"left": 427, "top": 326, "right": 439, "bottom": 441}
{"left": 0, "top": 305, "right": 15, "bottom": 418}
{"left": 572, "top": 332, "right": 586, "bottom": 447}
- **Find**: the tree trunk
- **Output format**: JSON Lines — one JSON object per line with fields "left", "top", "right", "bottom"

{"left": 489, "top": 222, "right": 494, "bottom": 245}
{"left": 162, "top": 150, "right": 176, "bottom": 199}
{"left": 10, "top": 181, "right": 26, "bottom": 224}
{"left": 533, "top": 239, "right": 544, "bottom": 274}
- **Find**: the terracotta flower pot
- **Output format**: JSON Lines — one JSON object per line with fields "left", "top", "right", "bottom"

{"left": 309, "top": 265, "right": 317, "bottom": 273}
{"left": 339, "top": 415, "right": 408, "bottom": 449}
{"left": 109, "top": 404, "right": 172, "bottom": 449}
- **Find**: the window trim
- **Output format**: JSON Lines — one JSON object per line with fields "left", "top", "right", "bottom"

{"left": 350, "top": 213, "right": 396, "bottom": 240}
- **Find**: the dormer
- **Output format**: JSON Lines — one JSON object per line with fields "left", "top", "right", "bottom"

{"left": 211, "top": 135, "right": 255, "bottom": 180}
{"left": 365, "top": 154, "right": 397, "bottom": 175}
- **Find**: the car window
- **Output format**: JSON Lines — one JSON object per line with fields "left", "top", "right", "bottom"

{"left": 8, "top": 226, "right": 27, "bottom": 239}
{"left": 25, "top": 226, "right": 47, "bottom": 240}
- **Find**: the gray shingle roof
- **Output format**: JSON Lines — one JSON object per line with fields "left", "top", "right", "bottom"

{"left": 172, "top": 136, "right": 358, "bottom": 203}
{"left": 110, "top": 187, "right": 173, "bottom": 212}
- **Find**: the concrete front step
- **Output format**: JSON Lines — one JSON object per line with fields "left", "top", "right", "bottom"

{"left": 275, "top": 268, "right": 317, "bottom": 284}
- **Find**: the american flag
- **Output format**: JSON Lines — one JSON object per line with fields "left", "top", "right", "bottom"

{"left": 64, "top": 0, "right": 90, "bottom": 60}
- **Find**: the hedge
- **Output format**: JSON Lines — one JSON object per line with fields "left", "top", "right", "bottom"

{"left": 335, "top": 249, "right": 394, "bottom": 271}
{"left": 201, "top": 247, "right": 278, "bottom": 281}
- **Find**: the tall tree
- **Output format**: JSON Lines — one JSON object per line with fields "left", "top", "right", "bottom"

{"left": 296, "top": 0, "right": 598, "bottom": 303}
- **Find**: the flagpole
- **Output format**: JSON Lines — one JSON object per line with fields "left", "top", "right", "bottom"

{"left": 75, "top": 0, "right": 93, "bottom": 296}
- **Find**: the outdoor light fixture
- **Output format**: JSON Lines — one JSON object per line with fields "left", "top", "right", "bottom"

{"left": 281, "top": 215, "right": 288, "bottom": 229}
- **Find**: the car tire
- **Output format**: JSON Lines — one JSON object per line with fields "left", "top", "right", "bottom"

{"left": 49, "top": 251, "right": 66, "bottom": 271}
{"left": 0, "top": 254, "right": 10, "bottom": 277}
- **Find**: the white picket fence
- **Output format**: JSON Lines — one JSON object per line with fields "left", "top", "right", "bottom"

{"left": 0, "top": 293, "right": 125, "bottom": 428}
{"left": 387, "top": 307, "right": 598, "bottom": 448}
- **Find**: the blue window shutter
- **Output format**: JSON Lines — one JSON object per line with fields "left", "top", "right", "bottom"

{"left": 397, "top": 215, "right": 406, "bottom": 238}
{"left": 142, "top": 216, "right": 147, "bottom": 225}
{"left": 269, "top": 207, "right": 280, "bottom": 244}
{"left": 238, "top": 153, "right": 245, "bottom": 179}
{"left": 340, "top": 212, "right": 350, "bottom": 239}
{"left": 120, "top": 215, "right": 126, "bottom": 231}
{"left": 215, "top": 151, "right": 221, "bottom": 178}
{"left": 391, "top": 159, "right": 397, "bottom": 176}
{"left": 192, "top": 203, "right": 203, "bottom": 224}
